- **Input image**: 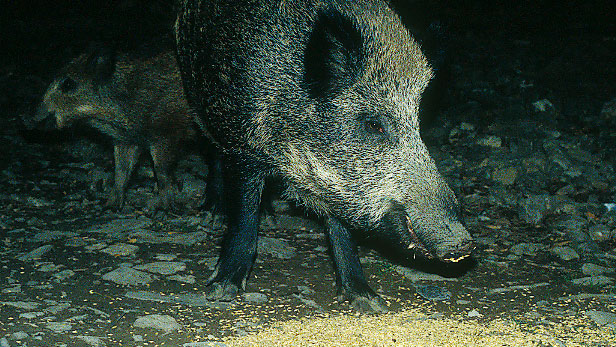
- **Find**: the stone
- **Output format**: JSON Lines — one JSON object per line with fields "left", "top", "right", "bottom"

{"left": 415, "top": 285, "right": 451, "bottom": 301}
{"left": 26, "top": 196, "right": 53, "bottom": 207}
{"left": 271, "top": 200, "right": 291, "bottom": 214}
{"left": 179, "top": 174, "right": 207, "bottom": 196}
{"left": 11, "top": 331, "right": 29, "bottom": 340}
{"left": 134, "top": 262, "right": 186, "bottom": 275}
{"left": 262, "top": 215, "right": 321, "bottom": 232}
{"left": 1, "top": 301, "right": 41, "bottom": 310}
{"left": 32, "top": 230, "right": 78, "bottom": 243}
{"left": 2, "top": 285, "right": 21, "bottom": 294}
{"left": 572, "top": 276, "right": 614, "bottom": 286}
{"left": 586, "top": 310, "right": 616, "bottom": 326}
{"left": 134, "top": 314, "right": 181, "bottom": 334}
{"left": 532, "top": 99, "right": 554, "bottom": 112}
{"left": 550, "top": 246, "right": 579, "bottom": 261}
{"left": 492, "top": 167, "right": 518, "bottom": 186}
{"left": 155, "top": 253, "right": 178, "bottom": 261}
{"left": 19, "top": 312, "right": 45, "bottom": 319}
{"left": 552, "top": 216, "right": 589, "bottom": 243}
{"left": 168, "top": 274, "right": 196, "bottom": 284}
{"left": 129, "top": 230, "right": 209, "bottom": 246}
{"left": 517, "top": 195, "right": 558, "bottom": 225}
{"left": 467, "top": 309, "right": 482, "bottom": 318}
{"left": 242, "top": 292, "right": 268, "bottom": 304}
{"left": 510, "top": 243, "right": 544, "bottom": 256}
{"left": 258, "top": 237, "right": 296, "bottom": 259}
{"left": 53, "top": 269, "right": 76, "bottom": 281}
{"left": 460, "top": 122, "right": 476, "bottom": 131}
{"left": 581, "top": 263, "right": 614, "bottom": 276}
{"left": 588, "top": 224, "right": 613, "bottom": 242}
{"left": 125, "top": 291, "right": 232, "bottom": 309}
{"left": 101, "top": 243, "right": 139, "bottom": 257}
{"left": 297, "top": 286, "right": 316, "bottom": 296}
{"left": 17, "top": 244, "right": 53, "bottom": 261}
{"left": 477, "top": 136, "right": 502, "bottom": 148}
{"left": 46, "top": 321, "right": 73, "bottom": 333}
{"left": 87, "top": 218, "right": 152, "bottom": 239}
{"left": 75, "top": 336, "right": 107, "bottom": 347}
{"left": 102, "top": 267, "right": 155, "bottom": 286}
{"left": 393, "top": 266, "right": 457, "bottom": 282}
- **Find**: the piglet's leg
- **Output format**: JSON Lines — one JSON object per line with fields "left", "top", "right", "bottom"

{"left": 107, "top": 143, "right": 141, "bottom": 209}
{"left": 149, "top": 140, "right": 179, "bottom": 211}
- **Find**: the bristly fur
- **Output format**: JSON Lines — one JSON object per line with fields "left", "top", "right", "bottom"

{"left": 176, "top": 0, "right": 474, "bottom": 310}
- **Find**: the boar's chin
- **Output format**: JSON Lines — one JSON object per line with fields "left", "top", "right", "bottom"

{"left": 403, "top": 215, "right": 474, "bottom": 263}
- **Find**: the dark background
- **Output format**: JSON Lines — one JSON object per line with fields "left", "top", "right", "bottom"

{"left": 1, "top": 0, "right": 614, "bottom": 127}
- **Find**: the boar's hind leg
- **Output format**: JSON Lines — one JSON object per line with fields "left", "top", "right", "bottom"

{"left": 204, "top": 159, "right": 264, "bottom": 301}
{"left": 326, "top": 217, "right": 387, "bottom": 313}
{"left": 149, "top": 140, "right": 179, "bottom": 211}
{"left": 107, "top": 144, "right": 141, "bottom": 209}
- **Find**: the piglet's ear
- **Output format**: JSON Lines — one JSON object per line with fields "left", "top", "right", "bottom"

{"left": 304, "top": 7, "right": 365, "bottom": 98}
{"left": 85, "top": 43, "right": 117, "bottom": 84}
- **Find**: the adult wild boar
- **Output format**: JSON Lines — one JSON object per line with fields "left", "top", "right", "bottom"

{"left": 176, "top": 0, "right": 474, "bottom": 312}
{"left": 36, "top": 46, "right": 196, "bottom": 210}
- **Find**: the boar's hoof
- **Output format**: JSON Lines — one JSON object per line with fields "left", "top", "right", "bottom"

{"left": 203, "top": 282, "right": 239, "bottom": 302}
{"left": 342, "top": 293, "right": 388, "bottom": 314}
{"left": 146, "top": 189, "right": 179, "bottom": 212}
{"left": 105, "top": 190, "right": 125, "bottom": 210}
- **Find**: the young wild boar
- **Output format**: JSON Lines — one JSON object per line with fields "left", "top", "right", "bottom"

{"left": 176, "top": 0, "right": 474, "bottom": 312}
{"left": 36, "top": 46, "right": 196, "bottom": 210}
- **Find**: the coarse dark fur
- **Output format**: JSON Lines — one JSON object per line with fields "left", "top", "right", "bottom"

{"left": 176, "top": 0, "right": 474, "bottom": 312}
{"left": 36, "top": 45, "right": 196, "bottom": 210}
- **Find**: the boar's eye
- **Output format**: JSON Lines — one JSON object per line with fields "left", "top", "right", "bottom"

{"left": 60, "top": 77, "right": 77, "bottom": 93}
{"left": 364, "top": 119, "right": 386, "bottom": 136}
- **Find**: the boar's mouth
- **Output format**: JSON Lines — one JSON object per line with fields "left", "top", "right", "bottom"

{"left": 404, "top": 215, "right": 473, "bottom": 263}
{"left": 405, "top": 215, "right": 435, "bottom": 259}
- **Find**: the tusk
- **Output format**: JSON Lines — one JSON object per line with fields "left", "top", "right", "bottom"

{"left": 444, "top": 254, "right": 471, "bottom": 263}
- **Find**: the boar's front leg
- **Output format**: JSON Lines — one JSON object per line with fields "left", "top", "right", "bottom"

{"left": 204, "top": 158, "right": 264, "bottom": 301}
{"left": 107, "top": 143, "right": 141, "bottom": 209}
{"left": 326, "top": 217, "right": 387, "bottom": 313}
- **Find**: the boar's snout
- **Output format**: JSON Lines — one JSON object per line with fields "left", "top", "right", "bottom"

{"left": 25, "top": 105, "right": 57, "bottom": 131}
{"left": 404, "top": 211, "right": 474, "bottom": 262}
{"left": 431, "top": 220, "right": 474, "bottom": 262}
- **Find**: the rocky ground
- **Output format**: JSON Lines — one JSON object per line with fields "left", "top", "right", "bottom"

{"left": 1, "top": 1, "right": 615, "bottom": 346}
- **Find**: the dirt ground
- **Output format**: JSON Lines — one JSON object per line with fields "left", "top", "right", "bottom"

{"left": 1, "top": 1, "right": 615, "bottom": 346}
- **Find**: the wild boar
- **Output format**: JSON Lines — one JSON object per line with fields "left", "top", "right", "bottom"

{"left": 176, "top": 0, "right": 474, "bottom": 312}
{"left": 36, "top": 45, "right": 196, "bottom": 210}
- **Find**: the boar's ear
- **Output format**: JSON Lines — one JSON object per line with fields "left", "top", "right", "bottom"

{"left": 304, "top": 8, "right": 365, "bottom": 98}
{"left": 85, "top": 43, "right": 117, "bottom": 85}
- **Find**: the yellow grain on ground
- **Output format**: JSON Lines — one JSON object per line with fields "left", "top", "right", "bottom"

{"left": 223, "top": 310, "right": 615, "bottom": 347}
